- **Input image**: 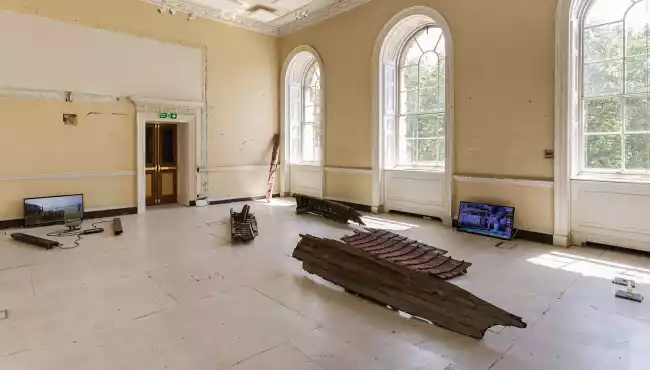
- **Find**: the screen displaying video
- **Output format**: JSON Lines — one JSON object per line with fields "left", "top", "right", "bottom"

{"left": 458, "top": 201, "right": 515, "bottom": 240}
{"left": 24, "top": 194, "right": 84, "bottom": 227}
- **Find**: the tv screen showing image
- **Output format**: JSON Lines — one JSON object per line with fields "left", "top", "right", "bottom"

{"left": 24, "top": 194, "right": 84, "bottom": 227}
{"left": 457, "top": 201, "right": 515, "bottom": 240}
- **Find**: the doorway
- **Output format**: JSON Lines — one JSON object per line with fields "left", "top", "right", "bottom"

{"left": 145, "top": 123, "right": 178, "bottom": 206}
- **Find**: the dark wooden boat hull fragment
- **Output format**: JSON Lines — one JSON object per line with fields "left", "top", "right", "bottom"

{"left": 293, "top": 234, "right": 527, "bottom": 339}
{"left": 295, "top": 194, "right": 365, "bottom": 225}
{"left": 341, "top": 229, "right": 470, "bottom": 280}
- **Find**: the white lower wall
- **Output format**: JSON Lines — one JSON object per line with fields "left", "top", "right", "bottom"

{"left": 290, "top": 164, "right": 322, "bottom": 198}
{"left": 571, "top": 179, "right": 650, "bottom": 252}
{"left": 384, "top": 169, "right": 446, "bottom": 219}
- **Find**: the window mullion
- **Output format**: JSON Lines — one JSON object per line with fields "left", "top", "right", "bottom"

{"left": 621, "top": 13, "right": 627, "bottom": 172}
{"left": 416, "top": 60, "right": 421, "bottom": 164}
{"left": 621, "top": 96, "right": 626, "bottom": 171}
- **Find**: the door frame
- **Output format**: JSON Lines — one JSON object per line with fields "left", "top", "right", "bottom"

{"left": 132, "top": 97, "right": 202, "bottom": 214}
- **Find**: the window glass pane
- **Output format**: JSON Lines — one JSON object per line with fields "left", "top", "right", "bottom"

{"left": 302, "top": 123, "right": 314, "bottom": 162}
{"left": 625, "top": 56, "right": 649, "bottom": 93}
{"left": 418, "top": 114, "right": 444, "bottom": 138}
{"left": 584, "top": 23, "right": 623, "bottom": 63}
{"left": 304, "top": 86, "right": 318, "bottom": 105}
{"left": 419, "top": 87, "right": 442, "bottom": 113}
{"left": 290, "top": 99, "right": 300, "bottom": 122}
{"left": 586, "top": 135, "right": 622, "bottom": 168}
{"left": 584, "top": 60, "right": 623, "bottom": 96}
{"left": 402, "top": 39, "right": 421, "bottom": 66}
{"left": 420, "top": 52, "right": 438, "bottom": 67}
{"left": 305, "top": 105, "right": 321, "bottom": 122}
{"left": 417, "top": 139, "right": 437, "bottom": 162}
{"left": 584, "top": 98, "right": 621, "bottom": 132}
{"left": 436, "top": 139, "right": 446, "bottom": 163}
{"left": 399, "top": 116, "right": 418, "bottom": 138}
{"left": 313, "top": 122, "right": 322, "bottom": 162}
{"left": 415, "top": 27, "right": 441, "bottom": 51}
{"left": 626, "top": 97, "right": 650, "bottom": 131}
{"left": 436, "top": 114, "right": 446, "bottom": 136}
{"left": 585, "top": 0, "right": 634, "bottom": 27}
{"left": 625, "top": 1, "right": 649, "bottom": 57}
{"left": 400, "top": 66, "right": 419, "bottom": 90}
{"left": 384, "top": 117, "right": 396, "bottom": 168}
{"left": 302, "top": 141, "right": 314, "bottom": 162}
{"left": 399, "top": 139, "right": 416, "bottom": 164}
{"left": 435, "top": 36, "right": 446, "bottom": 57}
{"left": 626, "top": 134, "right": 650, "bottom": 169}
{"left": 419, "top": 65, "right": 438, "bottom": 88}
{"left": 400, "top": 90, "right": 418, "bottom": 114}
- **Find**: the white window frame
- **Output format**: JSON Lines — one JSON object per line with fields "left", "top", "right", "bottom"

{"left": 372, "top": 6, "right": 454, "bottom": 220}
{"left": 395, "top": 25, "right": 446, "bottom": 169}
{"left": 577, "top": 0, "right": 650, "bottom": 176}
{"left": 279, "top": 46, "right": 326, "bottom": 197}
{"left": 299, "top": 59, "right": 322, "bottom": 166}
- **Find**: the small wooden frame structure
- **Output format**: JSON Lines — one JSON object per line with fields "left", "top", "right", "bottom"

{"left": 230, "top": 205, "right": 258, "bottom": 242}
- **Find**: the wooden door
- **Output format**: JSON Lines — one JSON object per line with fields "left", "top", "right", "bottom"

{"left": 145, "top": 123, "right": 178, "bottom": 206}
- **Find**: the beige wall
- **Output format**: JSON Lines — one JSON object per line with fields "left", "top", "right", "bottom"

{"left": 280, "top": 0, "right": 557, "bottom": 231}
{"left": 325, "top": 172, "right": 373, "bottom": 206}
{"left": 0, "top": 0, "right": 279, "bottom": 219}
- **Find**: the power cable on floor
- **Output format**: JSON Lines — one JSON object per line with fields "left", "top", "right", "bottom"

{"left": 46, "top": 220, "right": 114, "bottom": 250}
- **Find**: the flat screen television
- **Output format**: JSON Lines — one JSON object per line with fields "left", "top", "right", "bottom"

{"left": 24, "top": 194, "right": 84, "bottom": 227}
{"left": 457, "top": 201, "right": 515, "bottom": 240}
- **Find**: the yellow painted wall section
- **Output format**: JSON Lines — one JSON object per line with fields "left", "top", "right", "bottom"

{"left": 0, "top": 177, "right": 135, "bottom": 220}
{"left": 0, "top": 0, "right": 279, "bottom": 219}
{"left": 0, "top": 98, "right": 135, "bottom": 176}
{"left": 281, "top": 0, "right": 557, "bottom": 229}
{"left": 281, "top": 0, "right": 556, "bottom": 178}
{"left": 324, "top": 171, "right": 373, "bottom": 206}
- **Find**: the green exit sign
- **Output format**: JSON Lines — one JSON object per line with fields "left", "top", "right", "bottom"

{"left": 159, "top": 112, "right": 178, "bottom": 119}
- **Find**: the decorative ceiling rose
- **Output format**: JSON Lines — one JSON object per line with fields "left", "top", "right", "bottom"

{"left": 141, "top": 0, "right": 372, "bottom": 36}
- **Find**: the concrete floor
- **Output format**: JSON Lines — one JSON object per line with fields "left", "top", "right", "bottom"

{"left": 1, "top": 199, "right": 650, "bottom": 370}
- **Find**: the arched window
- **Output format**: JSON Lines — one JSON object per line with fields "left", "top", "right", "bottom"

{"left": 397, "top": 26, "right": 446, "bottom": 166}
{"left": 285, "top": 54, "right": 323, "bottom": 166}
{"left": 300, "top": 61, "right": 322, "bottom": 163}
{"left": 373, "top": 7, "right": 453, "bottom": 222}
{"left": 281, "top": 47, "right": 325, "bottom": 198}
{"left": 580, "top": 0, "right": 650, "bottom": 173}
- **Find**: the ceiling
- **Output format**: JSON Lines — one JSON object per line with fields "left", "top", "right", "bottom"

{"left": 142, "top": 0, "right": 371, "bottom": 35}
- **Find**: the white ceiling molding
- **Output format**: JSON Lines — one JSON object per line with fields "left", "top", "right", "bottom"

{"left": 141, "top": 0, "right": 372, "bottom": 36}
{"left": 142, "top": 0, "right": 279, "bottom": 35}
{"left": 276, "top": 0, "right": 372, "bottom": 36}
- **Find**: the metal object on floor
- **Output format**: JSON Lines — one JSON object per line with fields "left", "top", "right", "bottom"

{"left": 292, "top": 233, "right": 526, "bottom": 339}
{"left": 615, "top": 290, "right": 644, "bottom": 302}
{"left": 613, "top": 277, "right": 636, "bottom": 288}
{"left": 340, "top": 229, "right": 470, "bottom": 280}
{"left": 295, "top": 194, "right": 365, "bottom": 225}
{"left": 230, "top": 205, "right": 258, "bottom": 242}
